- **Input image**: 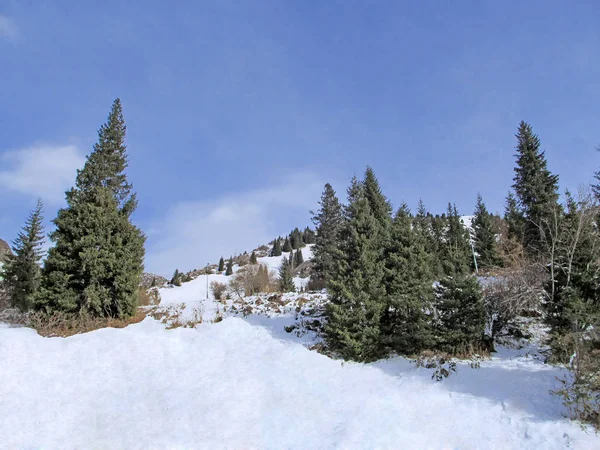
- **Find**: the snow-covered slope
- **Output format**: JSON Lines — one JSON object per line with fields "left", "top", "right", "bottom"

{"left": 0, "top": 316, "right": 596, "bottom": 449}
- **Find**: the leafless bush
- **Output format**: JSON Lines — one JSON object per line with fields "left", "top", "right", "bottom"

{"left": 230, "top": 264, "right": 277, "bottom": 297}
{"left": 210, "top": 281, "right": 228, "bottom": 301}
{"left": 482, "top": 263, "right": 547, "bottom": 338}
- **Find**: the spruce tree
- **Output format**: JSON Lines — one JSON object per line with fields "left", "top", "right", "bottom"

{"left": 310, "top": 183, "right": 343, "bottom": 289}
{"left": 225, "top": 257, "right": 234, "bottom": 276}
{"left": 249, "top": 251, "right": 258, "bottom": 264}
{"left": 504, "top": 191, "right": 524, "bottom": 242}
{"left": 302, "top": 227, "right": 316, "bottom": 244}
{"left": 35, "top": 99, "right": 145, "bottom": 318}
{"left": 433, "top": 275, "right": 486, "bottom": 354}
{"left": 512, "top": 121, "right": 560, "bottom": 256}
{"left": 218, "top": 256, "right": 225, "bottom": 272}
{"left": 271, "top": 238, "right": 282, "bottom": 257}
{"left": 325, "top": 176, "right": 386, "bottom": 362}
{"left": 440, "top": 203, "right": 472, "bottom": 277}
{"left": 171, "top": 269, "right": 182, "bottom": 286}
{"left": 381, "top": 203, "right": 434, "bottom": 355}
{"left": 472, "top": 194, "right": 502, "bottom": 270}
{"left": 282, "top": 236, "right": 292, "bottom": 253}
{"left": 294, "top": 248, "right": 304, "bottom": 267}
{"left": 278, "top": 257, "right": 295, "bottom": 292}
{"left": 1, "top": 199, "right": 45, "bottom": 312}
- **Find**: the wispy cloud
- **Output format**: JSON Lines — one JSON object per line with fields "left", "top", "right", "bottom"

{"left": 0, "top": 15, "right": 18, "bottom": 40}
{"left": 145, "top": 172, "right": 325, "bottom": 276}
{"left": 0, "top": 144, "right": 85, "bottom": 205}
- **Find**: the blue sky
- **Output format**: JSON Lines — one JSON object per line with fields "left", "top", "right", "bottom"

{"left": 1, "top": 0, "right": 599, "bottom": 275}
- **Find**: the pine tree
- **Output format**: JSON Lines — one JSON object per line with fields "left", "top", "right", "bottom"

{"left": 150, "top": 277, "right": 157, "bottom": 288}
{"left": 325, "top": 176, "right": 386, "bottom": 362}
{"left": 271, "top": 238, "right": 282, "bottom": 257}
{"left": 440, "top": 203, "right": 472, "bottom": 277}
{"left": 413, "top": 199, "right": 444, "bottom": 278}
{"left": 310, "top": 183, "right": 343, "bottom": 290}
{"left": 381, "top": 203, "right": 434, "bottom": 355}
{"left": 249, "top": 251, "right": 258, "bottom": 264}
{"left": 1, "top": 199, "right": 45, "bottom": 311}
{"left": 218, "top": 256, "right": 225, "bottom": 272}
{"left": 472, "top": 194, "right": 502, "bottom": 270}
{"left": 225, "top": 257, "right": 234, "bottom": 276}
{"left": 294, "top": 248, "right": 304, "bottom": 267}
{"left": 35, "top": 99, "right": 145, "bottom": 318}
{"left": 282, "top": 236, "right": 292, "bottom": 253}
{"left": 433, "top": 275, "right": 486, "bottom": 354}
{"left": 363, "top": 166, "right": 392, "bottom": 231}
{"left": 302, "top": 227, "right": 316, "bottom": 244}
{"left": 278, "top": 257, "right": 295, "bottom": 292}
{"left": 512, "top": 121, "right": 560, "bottom": 256}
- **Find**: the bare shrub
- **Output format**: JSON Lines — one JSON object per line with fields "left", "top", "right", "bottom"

{"left": 230, "top": 264, "right": 277, "bottom": 297}
{"left": 482, "top": 263, "right": 547, "bottom": 339}
{"left": 138, "top": 287, "right": 160, "bottom": 306}
{"left": 210, "top": 281, "right": 228, "bottom": 301}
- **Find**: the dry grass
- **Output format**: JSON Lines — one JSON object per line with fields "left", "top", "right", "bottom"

{"left": 28, "top": 308, "right": 151, "bottom": 338}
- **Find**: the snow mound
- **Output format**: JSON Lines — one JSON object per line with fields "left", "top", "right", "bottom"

{"left": 0, "top": 316, "right": 597, "bottom": 449}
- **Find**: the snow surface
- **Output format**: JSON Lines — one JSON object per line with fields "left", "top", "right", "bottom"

{"left": 1, "top": 314, "right": 597, "bottom": 449}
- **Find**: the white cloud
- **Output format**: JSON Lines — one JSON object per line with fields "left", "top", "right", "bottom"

{"left": 0, "top": 145, "right": 85, "bottom": 204}
{"left": 0, "top": 16, "right": 18, "bottom": 40}
{"left": 145, "top": 172, "right": 325, "bottom": 276}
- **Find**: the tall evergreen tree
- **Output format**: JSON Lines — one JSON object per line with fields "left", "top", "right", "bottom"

{"left": 381, "top": 203, "right": 434, "bottom": 355}
{"left": 325, "top": 176, "right": 386, "bottom": 362}
{"left": 270, "top": 238, "right": 282, "bottom": 257}
{"left": 504, "top": 191, "right": 524, "bottom": 242}
{"left": 440, "top": 203, "right": 472, "bottom": 277}
{"left": 35, "top": 99, "right": 145, "bottom": 318}
{"left": 278, "top": 257, "right": 295, "bottom": 292}
{"left": 294, "top": 248, "right": 304, "bottom": 267}
{"left": 472, "top": 194, "right": 502, "bottom": 269}
{"left": 218, "top": 256, "right": 225, "bottom": 272}
{"left": 512, "top": 121, "right": 560, "bottom": 256}
{"left": 433, "top": 275, "right": 486, "bottom": 354}
{"left": 249, "top": 251, "right": 258, "bottom": 264}
{"left": 225, "top": 257, "right": 234, "bottom": 276}
{"left": 282, "top": 236, "right": 292, "bottom": 253}
{"left": 302, "top": 227, "right": 316, "bottom": 244}
{"left": 310, "top": 183, "right": 343, "bottom": 289}
{"left": 1, "top": 199, "right": 45, "bottom": 311}
{"left": 171, "top": 269, "right": 182, "bottom": 286}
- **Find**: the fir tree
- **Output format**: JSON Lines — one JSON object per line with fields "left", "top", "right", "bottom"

{"left": 278, "top": 257, "right": 295, "bottom": 292}
{"left": 271, "top": 238, "right": 282, "bottom": 257}
{"left": 433, "top": 275, "right": 486, "bottom": 354}
{"left": 150, "top": 277, "right": 157, "bottom": 288}
{"left": 472, "top": 194, "right": 502, "bottom": 269}
{"left": 35, "top": 99, "right": 145, "bottom": 318}
{"left": 171, "top": 269, "right": 182, "bottom": 286}
{"left": 249, "top": 251, "right": 258, "bottom": 265}
{"left": 504, "top": 191, "right": 524, "bottom": 242}
{"left": 325, "top": 176, "right": 386, "bottom": 362}
{"left": 294, "top": 248, "right": 304, "bottom": 267}
{"left": 1, "top": 199, "right": 45, "bottom": 312}
{"left": 302, "top": 227, "right": 316, "bottom": 244}
{"left": 363, "top": 166, "right": 392, "bottom": 231}
{"left": 225, "top": 257, "right": 234, "bottom": 276}
{"left": 381, "top": 203, "right": 434, "bottom": 354}
{"left": 282, "top": 236, "right": 292, "bottom": 253}
{"left": 218, "top": 256, "right": 225, "bottom": 272}
{"left": 310, "top": 183, "right": 343, "bottom": 289}
{"left": 440, "top": 203, "right": 472, "bottom": 277}
{"left": 512, "top": 121, "right": 560, "bottom": 256}
{"left": 290, "top": 227, "right": 305, "bottom": 250}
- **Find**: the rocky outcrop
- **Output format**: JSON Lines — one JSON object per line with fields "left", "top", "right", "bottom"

{"left": 0, "top": 238, "right": 11, "bottom": 263}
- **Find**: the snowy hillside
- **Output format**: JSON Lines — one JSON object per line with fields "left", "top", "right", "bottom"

{"left": 1, "top": 311, "right": 597, "bottom": 449}
{"left": 1, "top": 241, "right": 598, "bottom": 448}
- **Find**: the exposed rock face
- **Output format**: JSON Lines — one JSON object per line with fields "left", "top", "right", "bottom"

{"left": 0, "top": 238, "right": 11, "bottom": 263}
